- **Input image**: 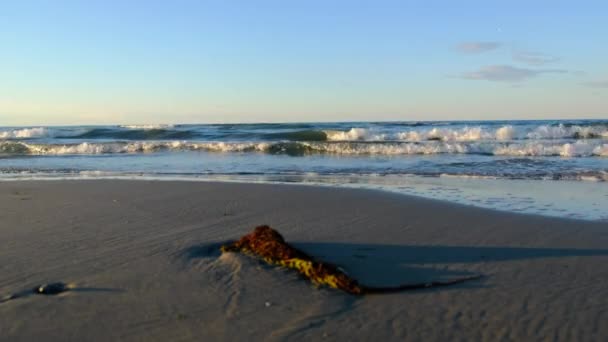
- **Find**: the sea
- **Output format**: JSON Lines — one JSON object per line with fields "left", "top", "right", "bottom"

{"left": 1, "top": 120, "right": 607, "bottom": 221}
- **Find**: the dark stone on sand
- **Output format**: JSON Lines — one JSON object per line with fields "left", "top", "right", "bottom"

{"left": 34, "top": 282, "right": 69, "bottom": 295}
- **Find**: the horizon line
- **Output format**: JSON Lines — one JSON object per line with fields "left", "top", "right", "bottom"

{"left": 2, "top": 117, "right": 607, "bottom": 127}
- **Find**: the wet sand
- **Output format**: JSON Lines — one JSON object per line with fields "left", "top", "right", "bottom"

{"left": 1, "top": 180, "right": 607, "bottom": 341}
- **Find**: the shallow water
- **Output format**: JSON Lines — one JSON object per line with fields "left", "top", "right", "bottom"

{"left": 1, "top": 120, "right": 607, "bottom": 220}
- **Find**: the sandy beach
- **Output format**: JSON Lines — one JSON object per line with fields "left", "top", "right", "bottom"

{"left": 1, "top": 180, "right": 607, "bottom": 341}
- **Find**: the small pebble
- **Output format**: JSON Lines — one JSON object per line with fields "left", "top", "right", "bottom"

{"left": 265, "top": 301, "right": 272, "bottom": 307}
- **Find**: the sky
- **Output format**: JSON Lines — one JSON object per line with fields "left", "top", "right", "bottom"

{"left": 1, "top": 0, "right": 607, "bottom": 125}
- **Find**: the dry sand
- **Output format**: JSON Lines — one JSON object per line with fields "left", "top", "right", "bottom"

{"left": 1, "top": 180, "right": 607, "bottom": 341}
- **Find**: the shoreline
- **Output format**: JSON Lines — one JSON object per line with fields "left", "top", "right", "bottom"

{"left": 2, "top": 180, "right": 608, "bottom": 341}
{"left": 1, "top": 175, "right": 606, "bottom": 222}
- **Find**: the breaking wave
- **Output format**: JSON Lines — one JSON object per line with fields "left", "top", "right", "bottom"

{"left": 324, "top": 128, "right": 378, "bottom": 141}
{"left": 2, "top": 140, "right": 607, "bottom": 157}
{"left": 324, "top": 124, "right": 608, "bottom": 142}
{"left": 3, "top": 122, "right": 607, "bottom": 143}
{"left": 0, "top": 127, "right": 49, "bottom": 139}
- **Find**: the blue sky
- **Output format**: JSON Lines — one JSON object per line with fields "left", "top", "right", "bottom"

{"left": 1, "top": 0, "right": 606, "bottom": 125}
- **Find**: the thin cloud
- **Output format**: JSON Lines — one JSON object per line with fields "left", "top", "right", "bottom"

{"left": 456, "top": 41, "right": 502, "bottom": 54}
{"left": 459, "top": 65, "right": 568, "bottom": 83}
{"left": 513, "top": 51, "right": 559, "bottom": 66}
{"left": 582, "top": 80, "right": 608, "bottom": 88}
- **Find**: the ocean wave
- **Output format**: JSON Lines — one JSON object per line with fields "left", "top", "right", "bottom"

{"left": 4, "top": 122, "right": 607, "bottom": 143}
{"left": 336, "top": 126, "right": 508, "bottom": 142}
{"left": 2, "top": 140, "right": 607, "bottom": 157}
{"left": 0, "top": 127, "right": 49, "bottom": 139}
{"left": 527, "top": 124, "right": 608, "bottom": 139}
{"left": 324, "top": 124, "right": 607, "bottom": 142}
{"left": 0, "top": 126, "right": 193, "bottom": 141}
{"left": 395, "top": 126, "right": 501, "bottom": 141}
{"left": 120, "top": 124, "right": 175, "bottom": 130}
{"left": 60, "top": 128, "right": 197, "bottom": 140}
{"left": 493, "top": 141, "right": 608, "bottom": 157}
{"left": 0, "top": 141, "right": 270, "bottom": 155}
{"left": 263, "top": 130, "right": 328, "bottom": 141}
{"left": 324, "top": 128, "right": 381, "bottom": 141}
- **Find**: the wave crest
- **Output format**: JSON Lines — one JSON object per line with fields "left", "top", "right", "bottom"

{"left": 527, "top": 124, "right": 607, "bottom": 140}
{"left": 120, "top": 124, "right": 175, "bottom": 130}
{"left": 0, "top": 127, "right": 49, "bottom": 139}
{"left": 325, "top": 125, "right": 517, "bottom": 142}
{"left": 322, "top": 124, "right": 608, "bottom": 142}
{"left": 324, "top": 128, "right": 377, "bottom": 141}
{"left": 3, "top": 140, "right": 607, "bottom": 157}
{"left": 63, "top": 128, "right": 196, "bottom": 140}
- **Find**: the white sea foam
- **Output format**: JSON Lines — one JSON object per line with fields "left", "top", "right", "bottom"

{"left": 493, "top": 141, "right": 608, "bottom": 157}
{"left": 301, "top": 141, "right": 607, "bottom": 157}
{"left": 0, "top": 127, "right": 49, "bottom": 139}
{"left": 495, "top": 125, "right": 516, "bottom": 140}
{"left": 327, "top": 126, "right": 516, "bottom": 142}
{"left": 6, "top": 141, "right": 270, "bottom": 155}
{"left": 397, "top": 125, "right": 520, "bottom": 142}
{"left": 322, "top": 124, "right": 607, "bottom": 142}
{"left": 303, "top": 142, "right": 478, "bottom": 154}
{"left": 395, "top": 131, "right": 424, "bottom": 141}
{"left": 324, "top": 128, "right": 376, "bottom": 141}
{"left": 427, "top": 127, "right": 490, "bottom": 141}
{"left": 120, "top": 124, "right": 175, "bottom": 130}
{"left": 189, "top": 141, "right": 270, "bottom": 153}
{"left": 3, "top": 140, "right": 607, "bottom": 157}
{"left": 527, "top": 124, "right": 607, "bottom": 139}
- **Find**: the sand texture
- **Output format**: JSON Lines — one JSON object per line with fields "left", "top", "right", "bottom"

{"left": 1, "top": 180, "right": 608, "bottom": 341}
